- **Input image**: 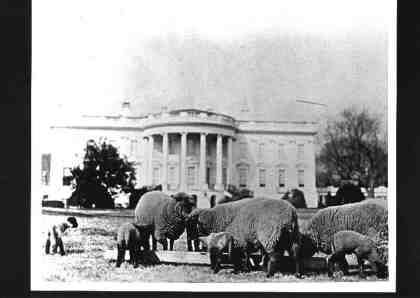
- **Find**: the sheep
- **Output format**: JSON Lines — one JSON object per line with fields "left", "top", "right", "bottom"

{"left": 300, "top": 199, "right": 388, "bottom": 268}
{"left": 186, "top": 197, "right": 302, "bottom": 277}
{"left": 134, "top": 191, "right": 196, "bottom": 251}
{"left": 116, "top": 222, "right": 149, "bottom": 268}
{"left": 198, "top": 231, "right": 244, "bottom": 273}
{"left": 45, "top": 216, "right": 78, "bottom": 256}
{"left": 327, "top": 230, "right": 388, "bottom": 278}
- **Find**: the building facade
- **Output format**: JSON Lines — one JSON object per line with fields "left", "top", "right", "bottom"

{"left": 44, "top": 106, "right": 318, "bottom": 207}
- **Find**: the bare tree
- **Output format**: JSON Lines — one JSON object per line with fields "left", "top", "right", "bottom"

{"left": 318, "top": 107, "right": 387, "bottom": 197}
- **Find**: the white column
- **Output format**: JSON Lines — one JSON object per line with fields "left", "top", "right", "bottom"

{"left": 199, "top": 132, "right": 208, "bottom": 190}
{"left": 148, "top": 135, "right": 154, "bottom": 185}
{"left": 162, "top": 132, "right": 168, "bottom": 192}
{"left": 227, "top": 136, "right": 233, "bottom": 186}
{"left": 215, "top": 134, "right": 223, "bottom": 191}
{"left": 306, "top": 138, "right": 318, "bottom": 208}
{"left": 180, "top": 132, "right": 187, "bottom": 191}
{"left": 287, "top": 139, "right": 298, "bottom": 189}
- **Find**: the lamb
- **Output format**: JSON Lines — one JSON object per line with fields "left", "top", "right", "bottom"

{"left": 300, "top": 199, "right": 388, "bottom": 268}
{"left": 116, "top": 222, "right": 149, "bottom": 268}
{"left": 134, "top": 191, "right": 196, "bottom": 251}
{"left": 187, "top": 197, "right": 302, "bottom": 277}
{"left": 45, "top": 216, "right": 78, "bottom": 256}
{"left": 328, "top": 230, "right": 388, "bottom": 278}
{"left": 199, "top": 231, "right": 245, "bottom": 273}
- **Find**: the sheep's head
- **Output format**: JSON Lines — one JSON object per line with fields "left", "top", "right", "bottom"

{"left": 172, "top": 192, "right": 196, "bottom": 218}
{"left": 186, "top": 209, "right": 213, "bottom": 238}
{"left": 67, "top": 216, "right": 78, "bottom": 228}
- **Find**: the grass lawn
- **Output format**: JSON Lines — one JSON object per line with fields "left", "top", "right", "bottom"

{"left": 38, "top": 210, "right": 386, "bottom": 283}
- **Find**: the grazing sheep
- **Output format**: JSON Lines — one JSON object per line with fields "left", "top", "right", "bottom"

{"left": 300, "top": 199, "right": 388, "bottom": 266}
{"left": 116, "top": 223, "right": 149, "bottom": 268}
{"left": 328, "top": 230, "right": 388, "bottom": 278}
{"left": 134, "top": 191, "right": 195, "bottom": 251}
{"left": 45, "top": 216, "right": 78, "bottom": 256}
{"left": 187, "top": 198, "right": 302, "bottom": 277}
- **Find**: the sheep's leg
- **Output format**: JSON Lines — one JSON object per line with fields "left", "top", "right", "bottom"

{"left": 194, "top": 239, "right": 200, "bottom": 252}
{"left": 116, "top": 244, "right": 125, "bottom": 267}
{"left": 266, "top": 252, "right": 279, "bottom": 277}
{"left": 152, "top": 235, "right": 157, "bottom": 251}
{"left": 57, "top": 238, "right": 66, "bottom": 256}
{"left": 356, "top": 255, "right": 366, "bottom": 278}
{"left": 289, "top": 243, "right": 303, "bottom": 278}
{"left": 159, "top": 238, "right": 168, "bottom": 250}
{"left": 45, "top": 238, "right": 51, "bottom": 254}
{"left": 169, "top": 239, "right": 174, "bottom": 251}
{"left": 187, "top": 237, "right": 193, "bottom": 251}
{"left": 327, "top": 252, "right": 342, "bottom": 277}
{"left": 131, "top": 245, "right": 140, "bottom": 268}
{"left": 337, "top": 253, "right": 349, "bottom": 275}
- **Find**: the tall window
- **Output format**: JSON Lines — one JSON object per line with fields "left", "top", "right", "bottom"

{"left": 239, "top": 168, "right": 248, "bottom": 187}
{"left": 169, "top": 137, "right": 176, "bottom": 154}
{"left": 41, "top": 154, "right": 51, "bottom": 185}
{"left": 130, "top": 139, "right": 138, "bottom": 156}
{"left": 258, "top": 143, "right": 265, "bottom": 159}
{"left": 239, "top": 142, "right": 246, "bottom": 158}
{"left": 278, "top": 168, "right": 286, "bottom": 188}
{"left": 152, "top": 167, "right": 160, "bottom": 185}
{"left": 297, "top": 144, "right": 304, "bottom": 160}
{"left": 187, "top": 139, "right": 196, "bottom": 156}
{"left": 278, "top": 143, "right": 286, "bottom": 160}
{"left": 187, "top": 166, "right": 195, "bottom": 187}
{"left": 259, "top": 168, "right": 266, "bottom": 187}
{"left": 298, "top": 169, "right": 305, "bottom": 187}
{"left": 222, "top": 168, "right": 227, "bottom": 186}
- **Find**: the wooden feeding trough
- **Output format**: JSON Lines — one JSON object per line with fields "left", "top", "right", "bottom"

{"left": 104, "top": 249, "right": 332, "bottom": 273}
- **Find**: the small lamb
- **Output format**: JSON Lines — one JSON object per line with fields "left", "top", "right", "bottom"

{"left": 45, "top": 216, "right": 78, "bottom": 256}
{"left": 116, "top": 222, "right": 149, "bottom": 268}
{"left": 201, "top": 231, "right": 245, "bottom": 274}
{"left": 328, "top": 230, "right": 387, "bottom": 278}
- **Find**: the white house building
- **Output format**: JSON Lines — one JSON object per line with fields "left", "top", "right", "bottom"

{"left": 42, "top": 103, "right": 318, "bottom": 208}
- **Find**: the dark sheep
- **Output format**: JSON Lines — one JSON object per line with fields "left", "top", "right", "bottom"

{"left": 281, "top": 188, "right": 307, "bottom": 208}
{"left": 116, "top": 223, "right": 149, "bottom": 268}
{"left": 187, "top": 198, "right": 302, "bottom": 277}
{"left": 134, "top": 191, "right": 195, "bottom": 251}
{"left": 45, "top": 216, "right": 78, "bottom": 256}
{"left": 335, "top": 183, "right": 365, "bottom": 205}
{"left": 328, "top": 230, "right": 388, "bottom": 278}
{"left": 300, "top": 199, "right": 388, "bottom": 265}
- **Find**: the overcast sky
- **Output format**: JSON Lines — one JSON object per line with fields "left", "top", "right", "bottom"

{"left": 33, "top": 0, "right": 393, "bottom": 134}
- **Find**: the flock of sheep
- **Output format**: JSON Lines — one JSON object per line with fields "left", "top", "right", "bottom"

{"left": 115, "top": 190, "right": 388, "bottom": 279}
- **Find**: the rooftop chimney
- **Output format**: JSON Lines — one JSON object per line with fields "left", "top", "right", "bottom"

{"left": 121, "top": 100, "right": 131, "bottom": 117}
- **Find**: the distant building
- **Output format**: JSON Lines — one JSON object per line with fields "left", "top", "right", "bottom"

{"left": 43, "top": 103, "right": 318, "bottom": 207}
